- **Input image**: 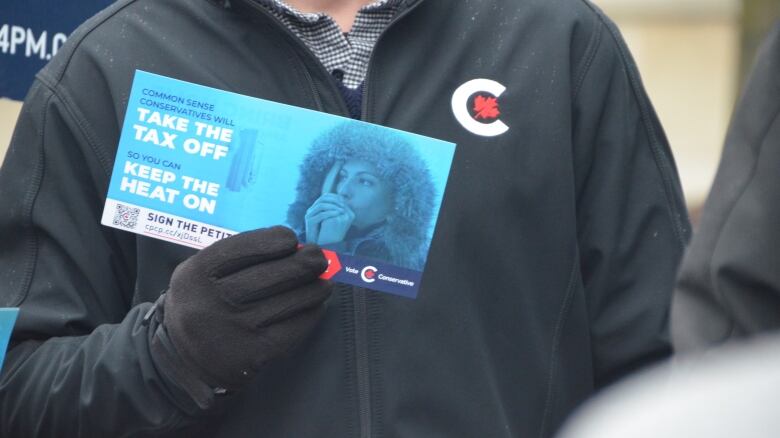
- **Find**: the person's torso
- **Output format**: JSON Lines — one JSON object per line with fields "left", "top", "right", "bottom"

{"left": 41, "top": 0, "right": 604, "bottom": 435}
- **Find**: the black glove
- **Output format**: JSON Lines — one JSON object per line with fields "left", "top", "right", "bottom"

{"left": 150, "top": 226, "right": 332, "bottom": 399}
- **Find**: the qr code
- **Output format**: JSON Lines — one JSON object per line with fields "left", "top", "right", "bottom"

{"left": 113, "top": 204, "right": 140, "bottom": 229}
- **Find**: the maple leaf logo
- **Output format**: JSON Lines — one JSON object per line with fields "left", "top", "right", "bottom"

{"left": 472, "top": 95, "right": 500, "bottom": 120}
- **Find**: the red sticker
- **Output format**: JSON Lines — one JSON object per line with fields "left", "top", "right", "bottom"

{"left": 320, "top": 249, "right": 342, "bottom": 280}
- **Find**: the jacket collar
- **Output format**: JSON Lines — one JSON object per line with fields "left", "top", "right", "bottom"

{"left": 215, "top": 0, "right": 425, "bottom": 15}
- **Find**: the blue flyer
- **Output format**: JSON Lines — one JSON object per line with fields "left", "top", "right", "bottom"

{"left": 0, "top": 308, "right": 19, "bottom": 370}
{"left": 102, "top": 71, "right": 456, "bottom": 298}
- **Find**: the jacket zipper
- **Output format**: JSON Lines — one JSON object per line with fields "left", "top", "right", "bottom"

{"left": 353, "top": 3, "right": 424, "bottom": 436}
{"left": 354, "top": 288, "right": 371, "bottom": 438}
{"left": 230, "top": 3, "right": 424, "bottom": 437}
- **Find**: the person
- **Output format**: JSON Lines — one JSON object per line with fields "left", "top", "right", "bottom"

{"left": 288, "top": 122, "right": 435, "bottom": 270}
{"left": 555, "top": 333, "right": 780, "bottom": 438}
{"left": 672, "top": 21, "right": 780, "bottom": 351}
{"left": 556, "top": 23, "right": 780, "bottom": 438}
{"left": 0, "top": 0, "right": 690, "bottom": 436}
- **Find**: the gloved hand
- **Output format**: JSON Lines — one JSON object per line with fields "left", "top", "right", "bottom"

{"left": 149, "top": 226, "right": 332, "bottom": 399}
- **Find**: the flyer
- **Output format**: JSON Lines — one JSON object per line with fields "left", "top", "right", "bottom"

{"left": 0, "top": 308, "right": 19, "bottom": 370}
{"left": 102, "top": 71, "right": 456, "bottom": 298}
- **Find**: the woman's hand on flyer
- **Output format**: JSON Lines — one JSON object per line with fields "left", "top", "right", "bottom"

{"left": 304, "top": 194, "right": 353, "bottom": 244}
{"left": 317, "top": 202, "right": 355, "bottom": 245}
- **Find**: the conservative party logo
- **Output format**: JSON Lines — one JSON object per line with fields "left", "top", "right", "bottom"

{"left": 360, "top": 266, "right": 378, "bottom": 283}
{"left": 343, "top": 260, "right": 418, "bottom": 297}
{"left": 451, "top": 79, "right": 509, "bottom": 137}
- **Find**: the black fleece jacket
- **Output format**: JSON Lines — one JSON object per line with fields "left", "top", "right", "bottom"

{"left": 0, "top": 0, "right": 689, "bottom": 436}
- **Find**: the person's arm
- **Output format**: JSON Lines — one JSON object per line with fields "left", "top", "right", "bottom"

{"left": 0, "top": 79, "right": 332, "bottom": 436}
{"left": 672, "top": 23, "right": 780, "bottom": 350}
{"left": 571, "top": 11, "right": 690, "bottom": 388}
{"left": 0, "top": 79, "right": 192, "bottom": 436}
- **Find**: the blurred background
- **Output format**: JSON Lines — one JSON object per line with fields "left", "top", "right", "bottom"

{"left": 1, "top": 0, "right": 779, "bottom": 222}
{"left": 594, "top": 0, "right": 778, "bottom": 223}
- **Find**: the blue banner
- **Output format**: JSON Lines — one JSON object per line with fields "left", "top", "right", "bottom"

{"left": 0, "top": 1, "right": 114, "bottom": 100}
{"left": 0, "top": 308, "right": 19, "bottom": 371}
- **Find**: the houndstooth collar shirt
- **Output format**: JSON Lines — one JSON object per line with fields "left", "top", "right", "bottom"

{"left": 257, "top": 0, "right": 406, "bottom": 89}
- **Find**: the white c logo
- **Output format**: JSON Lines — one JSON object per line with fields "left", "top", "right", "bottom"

{"left": 360, "top": 266, "right": 378, "bottom": 283}
{"left": 451, "top": 78, "right": 509, "bottom": 137}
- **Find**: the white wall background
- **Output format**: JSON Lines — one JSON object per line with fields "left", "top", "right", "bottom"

{"left": 595, "top": 0, "right": 741, "bottom": 210}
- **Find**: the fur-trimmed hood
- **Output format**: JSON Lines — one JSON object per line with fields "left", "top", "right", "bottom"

{"left": 287, "top": 123, "right": 436, "bottom": 270}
